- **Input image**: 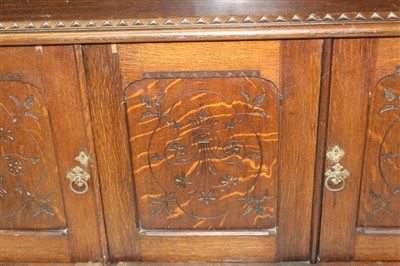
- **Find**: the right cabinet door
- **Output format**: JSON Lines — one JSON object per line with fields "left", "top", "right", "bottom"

{"left": 320, "top": 38, "right": 400, "bottom": 261}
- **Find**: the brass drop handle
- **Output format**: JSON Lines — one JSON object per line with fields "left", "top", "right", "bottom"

{"left": 324, "top": 146, "right": 350, "bottom": 192}
{"left": 67, "top": 151, "right": 90, "bottom": 195}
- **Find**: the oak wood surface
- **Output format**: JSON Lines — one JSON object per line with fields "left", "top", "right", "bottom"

{"left": 319, "top": 38, "right": 400, "bottom": 262}
{"left": 82, "top": 44, "right": 141, "bottom": 262}
{"left": 0, "top": 46, "right": 105, "bottom": 262}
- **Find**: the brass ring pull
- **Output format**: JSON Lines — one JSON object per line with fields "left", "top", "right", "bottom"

{"left": 324, "top": 175, "right": 346, "bottom": 192}
{"left": 69, "top": 176, "right": 89, "bottom": 195}
{"left": 67, "top": 165, "right": 90, "bottom": 195}
{"left": 324, "top": 146, "right": 350, "bottom": 192}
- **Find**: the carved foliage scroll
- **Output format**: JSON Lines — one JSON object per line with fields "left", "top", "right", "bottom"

{"left": 0, "top": 81, "right": 66, "bottom": 230}
{"left": 358, "top": 69, "right": 400, "bottom": 227}
{"left": 126, "top": 77, "right": 279, "bottom": 230}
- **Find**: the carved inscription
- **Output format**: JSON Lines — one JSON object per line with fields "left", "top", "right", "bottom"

{"left": 126, "top": 77, "right": 279, "bottom": 230}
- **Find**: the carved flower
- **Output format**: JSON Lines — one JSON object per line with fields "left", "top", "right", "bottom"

{"left": 6, "top": 159, "right": 24, "bottom": 175}
{"left": 174, "top": 172, "right": 192, "bottom": 189}
{"left": 167, "top": 141, "right": 187, "bottom": 158}
{"left": 198, "top": 191, "right": 216, "bottom": 205}
{"left": 220, "top": 174, "right": 238, "bottom": 190}
{"left": 0, "top": 126, "right": 14, "bottom": 144}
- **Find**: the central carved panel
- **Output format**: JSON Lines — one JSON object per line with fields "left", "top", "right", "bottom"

{"left": 126, "top": 77, "right": 279, "bottom": 230}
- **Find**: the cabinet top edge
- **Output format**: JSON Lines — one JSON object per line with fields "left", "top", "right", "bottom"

{"left": 1, "top": 8, "right": 400, "bottom": 45}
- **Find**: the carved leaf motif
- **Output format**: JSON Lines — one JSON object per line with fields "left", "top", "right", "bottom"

{"left": 242, "top": 205, "right": 252, "bottom": 216}
{"left": 25, "top": 112, "right": 39, "bottom": 120}
{"left": 379, "top": 104, "right": 396, "bottom": 114}
{"left": 384, "top": 88, "right": 396, "bottom": 101}
{"left": 141, "top": 111, "right": 156, "bottom": 121}
{"left": 253, "top": 93, "right": 266, "bottom": 107}
{"left": 255, "top": 205, "right": 266, "bottom": 216}
{"left": 23, "top": 95, "right": 34, "bottom": 108}
{"left": 151, "top": 205, "right": 163, "bottom": 216}
{"left": 253, "top": 109, "right": 268, "bottom": 118}
{"left": 41, "top": 205, "right": 55, "bottom": 216}
{"left": 385, "top": 203, "right": 393, "bottom": 213}
{"left": 30, "top": 157, "right": 40, "bottom": 164}
{"left": 240, "top": 91, "right": 250, "bottom": 104}
{"left": 9, "top": 96, "right": 20, "bottom": 107}
{"left": 155, "top": 93, "right": 165, "bottom": 107}
{"left": 140, "top": 96, "right": 153, "bottom": 108}
{"left": 370, "top": 189, "right": 382, "bottom": 200}
{"left": 42, "top": 194, "right": 53, "bottom": 203}
{"left": 226, "top": 118, "right": 235, "bottom": 129}
{"left": 371, "top": 202, "right": 383, "bottom": 213}
{"left": 392, "top": 188, "right": 400, "bottom": 195}
{"left": 33, "top": 207, "right": 41, "bottom": 217}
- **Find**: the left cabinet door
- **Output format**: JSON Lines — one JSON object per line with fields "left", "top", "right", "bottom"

{"left": 0, "top": 46, "right": 105, "bottom": 263}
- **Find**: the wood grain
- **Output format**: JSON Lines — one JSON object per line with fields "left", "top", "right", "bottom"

{"left": 0, "top": 234, "right": 70, "bottom": 262}
{"left": 82, "top": 44, "right": 141, "bottom": 262}
{"left": 354, "top": 234, "right": 400, "bottom": 261}
{"left": 2, "top": 24, "right": 399, "bottom": 46}
{"left": 277, "top": 39, "right": 323, "bottom": 261}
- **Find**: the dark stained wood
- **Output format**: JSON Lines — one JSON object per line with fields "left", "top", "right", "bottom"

{"left": 115, "top": 40, "right": 322, "bottom": 261}
{"left": 354, "top": 233, "right": 400, "bottom": 261}
{"left": 1, "top": 23, "right": 399, "bottom": 46}
{"left": 319, "top": 38, "right": 379, "bottom": 261}
{"left": 1, "top": 0, "right": 398, "bottom": 21}
{"left": 319, "top": 38, "right": 400, "bottom": 262}
{"left": 0, "top": 46, "right": 105, "bottom": 262}
{"left": 0, "top": 234, "right": 70, "bottom": 262}
{"left": 82, "top": 44, "right": 141, "bottom": 262}
{"left": 125, "top": 77, "right": 278, "bottom": 230}
{"left": 277, "top": 39, "right": 323, "bottom": 261}
{"left": 310, "top": 39, "right": 334, "bottom": 264}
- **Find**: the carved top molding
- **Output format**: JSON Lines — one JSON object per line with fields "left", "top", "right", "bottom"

{"left": 0, "top": 11, "right": 399, "bottom": 32}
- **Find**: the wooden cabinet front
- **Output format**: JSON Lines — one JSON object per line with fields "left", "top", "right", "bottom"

{"left": 319, "top": 38, "right": 400, "bottom": 261}
{"left": 0, "top": 46, "right": 105, "bottom": 262}
{"left": 84, "top": 40, "right": 323, "bottom": 262}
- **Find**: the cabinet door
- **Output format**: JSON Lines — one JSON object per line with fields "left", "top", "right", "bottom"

{"left": 84, "top": 40, "right": 322, "bottom": 262}
{"left": 0, "top": 46, "right": 105, "bottom": 262}
{"left": 319, "top": 38, "right": 400, "bottom": 261}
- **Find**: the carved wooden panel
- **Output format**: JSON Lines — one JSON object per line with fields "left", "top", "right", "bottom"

{"left": 358, "top": 68, "right": 400, "bottom": 227}
{"left": 0, "top": 81, "right": 66, "bottom": 230}
{"left": 126, "top": 76, "right": 278, "bottom": 230}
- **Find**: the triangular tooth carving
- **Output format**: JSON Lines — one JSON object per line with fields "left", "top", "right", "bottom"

{"left": 178, "top": 73, "right": 186, "bottom": 78}
{"left": 238, "top": 72, "right": 247, "bottom": 77}
{"left": 307, "top": 14, "right": 318, "bottom": 21}
{"left": 226, "top": 17, "right": 238, "bottom": 23}
{"left": 371, "top": 12, "right": 384, "bottom": 20}
{"left": 102, "top": 20, "right": 112, "bottom": 26}
{"left": 70, "top": 21, "right": 81, "bottom": 27}
{"left": 225, "top": 72, "right": 235, "bottom": 77}
{"left": 86, "top": 21, "right": 96, "bottom": 27}
{"left": 25, "top": 22, "right": 35, "bottom": 29}
{"left": 211, "top": 17, "right": 222, "bottom": 24}
{"left": 387, "top": 12, "right": 399, "bottom": 19}
{"left": 180, "top": 18, "right": 191, "bottom": 24}
{"left": 291, "top": 15, "right": 302, "bottom": 21}
{"left": 133, "top": 20, "right": 143, "bottom": 25}
{"left": 214, "top": 72, "right": 223, "bottom": 78}
{"left": 143, "top": 73, "right": 152, "bottom": 79}
{"left": 148, "top": 20, "right": 159, "bottom": 25}
{"left": 338, "top": 14, "right": 350, "bottom": 20}
{"left": 56, "top": 21, "right": 66, "bottom": 27}
{"left": 195, "top": 18, "right": 207, "bottom": 24}
{"left": 243, "top": 16, "right": 254, "bottom": 23}
{"left": 10, "top": 22, "right": 20, "bottom": 29}
{"left": 258, "top": 16, "right": 269, "bottom": 23}
{"left": 40, "top": 22, "right": 51, "bottom": 28}
{"left": 275, "top": 16, "right": 286, "bottom": 22}
{"left": 117, "top": 20, "right": 128, "bottom": 26}
{"left": 164, "top": 19, "right": 175, "bottom": 25}
{"left": 323, "top": 14, "right": 334, "bottom": 20}
{"left": 354, "top": 13, "right": 367, "bottom": 20}
{"left": 0, "top": 23, "right": 4, "bottom": 29}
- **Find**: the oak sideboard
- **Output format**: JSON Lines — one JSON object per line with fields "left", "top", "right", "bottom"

{"left": 0, "top": 0, "right": 399, "bottom": 264}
